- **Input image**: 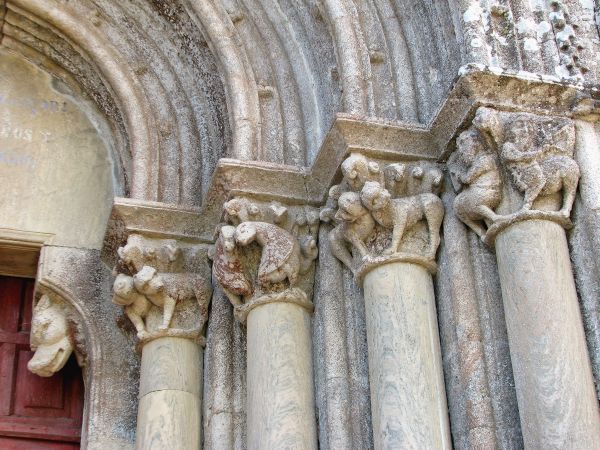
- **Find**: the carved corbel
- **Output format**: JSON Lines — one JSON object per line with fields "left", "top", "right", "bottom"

{"left": 321, "top": 152, "right": 445, "bottom": 280}
{"left": 28, "top": 292, "right": 85, "bottom": 377}
{"left": 448, "top": 106, "right": 580, "bottom": 245}
{"left": 213, "top": 197, "right": 319, "bottom": 323}
{"left": 112, "top": 234, "right": 212, "bottom": 346}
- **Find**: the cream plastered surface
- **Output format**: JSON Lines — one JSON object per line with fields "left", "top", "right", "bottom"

{"left": 0, "top": 49, "right": 114, "bottom": 249}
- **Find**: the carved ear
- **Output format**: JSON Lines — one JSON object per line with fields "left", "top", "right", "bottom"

{"left": 165, "top": 242, "right": 180, "bottom": 262}
{"left": 36, "top": 294, "right": 52, "bottom": 311}
{"left": 368, "top": 161, "right": 380, "bottom": 174}
{"left": 270, "top": 203, "right": 288, "bottom": 223}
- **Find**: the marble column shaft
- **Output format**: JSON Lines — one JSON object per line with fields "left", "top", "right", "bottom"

{"left": 363, "top": 262, "right": 451, "bottom": 450}
{"left": 495, "top": 220, "right": 600, "bottom": 448}
{"left": 137, "top": 337, "right": 202, "bottom": 450}
{"left": 246, "top": 302, "right": 317, "bottom": 450}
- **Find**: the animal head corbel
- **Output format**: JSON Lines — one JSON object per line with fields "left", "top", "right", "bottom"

{"left": 27, "top": 294, "right": 75, "bottom": 378}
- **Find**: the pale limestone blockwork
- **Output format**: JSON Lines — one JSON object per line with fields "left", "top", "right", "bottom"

{"left": 363, "top": 262, "right": 451, "bottom": 449}
{"left": 450, "top": 106, "right": 600, "bottom": 448}
{"left": 322, "top": 153, "right": 450, "bottom": 449}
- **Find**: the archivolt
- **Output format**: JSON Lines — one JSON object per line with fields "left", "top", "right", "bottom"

{"left": 2, "top": 0, "right": 229, "bottom": 206}
{"left": 1, "top": 0, "right": 465, "bottom": 199}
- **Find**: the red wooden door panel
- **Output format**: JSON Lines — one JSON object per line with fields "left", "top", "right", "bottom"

{"left": 0, "top": 276, "right": 83, "bottom": 449}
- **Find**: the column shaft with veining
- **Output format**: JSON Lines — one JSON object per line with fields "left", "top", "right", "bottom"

{"left": 137, "top": 337, "right": 202, "bottom": 449}
{"left": 247, "top": 303, "right": 316, "bottom": 449}
{"left": 449, "top": 107, "right": 600, "bottom": 448}
{"left": 321, "top": 153, "right": 451, "bottom": 449}
{"left": 363, "top": 262, "right": 450, "bottom": 449}
{"left": 213, "top": 197, "right": 320, "bottom": 450}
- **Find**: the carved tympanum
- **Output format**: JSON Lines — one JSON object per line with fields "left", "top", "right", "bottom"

{"left": 112, "top": 235, "right": 212, "bottom": 344}
{"left": 213, "top": 198, "right": 319, "bottom": 323}
{"left": 321, "top": 152, "right": 444, "bottom": 278}
{"left": 448, "top": 107, "right": 580, "bottom": 245}
{"left": 28, "top": 294, "right": 84, "bottom": 377}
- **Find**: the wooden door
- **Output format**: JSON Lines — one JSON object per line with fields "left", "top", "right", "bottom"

{"left": 0, "top": 276, "right": 84, "bottom": 449}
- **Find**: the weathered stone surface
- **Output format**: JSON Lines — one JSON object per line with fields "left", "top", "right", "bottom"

{"left": 496, "top": 220, "right": 600, "bottom": 448}
{"left": 213, "top": 196, "right": 319, "bottom": 449}
{"left": 0, "top": 48, "right": 116, "bottom": 250}
{"left": 363, "top": 262, "right": 450, "bottom": 449}
{"left": 5, "top": 1, "right": 600, "bottom": 448}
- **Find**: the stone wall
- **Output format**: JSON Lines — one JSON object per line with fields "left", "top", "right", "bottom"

{"left": 2, "top": 1, "right": 600, "bottom": 449}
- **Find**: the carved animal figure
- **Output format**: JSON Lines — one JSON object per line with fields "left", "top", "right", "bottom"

{"left": 361, "top": 181, "right": 444, "bottom": 259}
{"left": 224, "top": 197, "right": 261, "bottom": 225}
{"left": 133, "top": 265, "right": 211, "bottom": 331}
{"left": 320, "top": 184, "right": 343, "bottom": 223}
{"left": 112, "top": 273, "right": 152, "bottom": 339}
{"left": 213, "top": 225, "right": 253, "bottom": 306}
{"left": 341, "top": 152, "right": 384, "bottom": 191}
{"left": 500, "top": 120, "right": 579, "bottom": 216}
{"left": 117, "top": 238, "right": 181, "bottom": 273}
{"left": 234, "top": 222, "right": 301, "bottom": 287}
{"left": 448, "top": 129, "right": 503, "bottom": 238}
{"left": 384, "top": 163, "right": 408, "bottom": 197}
{"left": 328, "top": 191, "right": 376, "bottom": 270}
{"left": 28, "top": 295, "right": 74, "bottom": 377}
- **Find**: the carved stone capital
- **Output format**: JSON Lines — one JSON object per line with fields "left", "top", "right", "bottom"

{"left": 112, "top": 234, "right": 212, "bottom": 346}
{"left": 448, "top": 107, "right": 580, "bottom": 246}
{"left": 213, "top": 197, "right": 319, "bottom": 321}
{"left": 321, "top": 152, "right": 444, "bottom": 278}
{"left": 28, "top": 292, "right": 85, "bottom": 377}
{"left": 103, "top": 200, "right": 213, "bottom": 347}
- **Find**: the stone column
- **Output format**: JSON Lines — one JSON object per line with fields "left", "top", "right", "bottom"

{"left": 362, "top": 262, "right": 450, "bottom": 449}
{"left": 449, "top": 107, "right": 600, "bottom": 448}
{"left": 137, "top": 337, "right": 202, "bottom": 449}
{"left": 321, "top": 153, "right": 451, "bottom": 449}
{"left": 213, "top": 198, "right": 319, "bottom": 449}
{"left": 246, "top": 300, "right": 316, "bottom": 449}
{"left": 112, "top": 234, "right": 212, "bottom": 450}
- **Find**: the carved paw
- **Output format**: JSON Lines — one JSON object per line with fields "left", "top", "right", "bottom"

{"left": 137, "top": 330, "right": 150, "bottom": 340}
